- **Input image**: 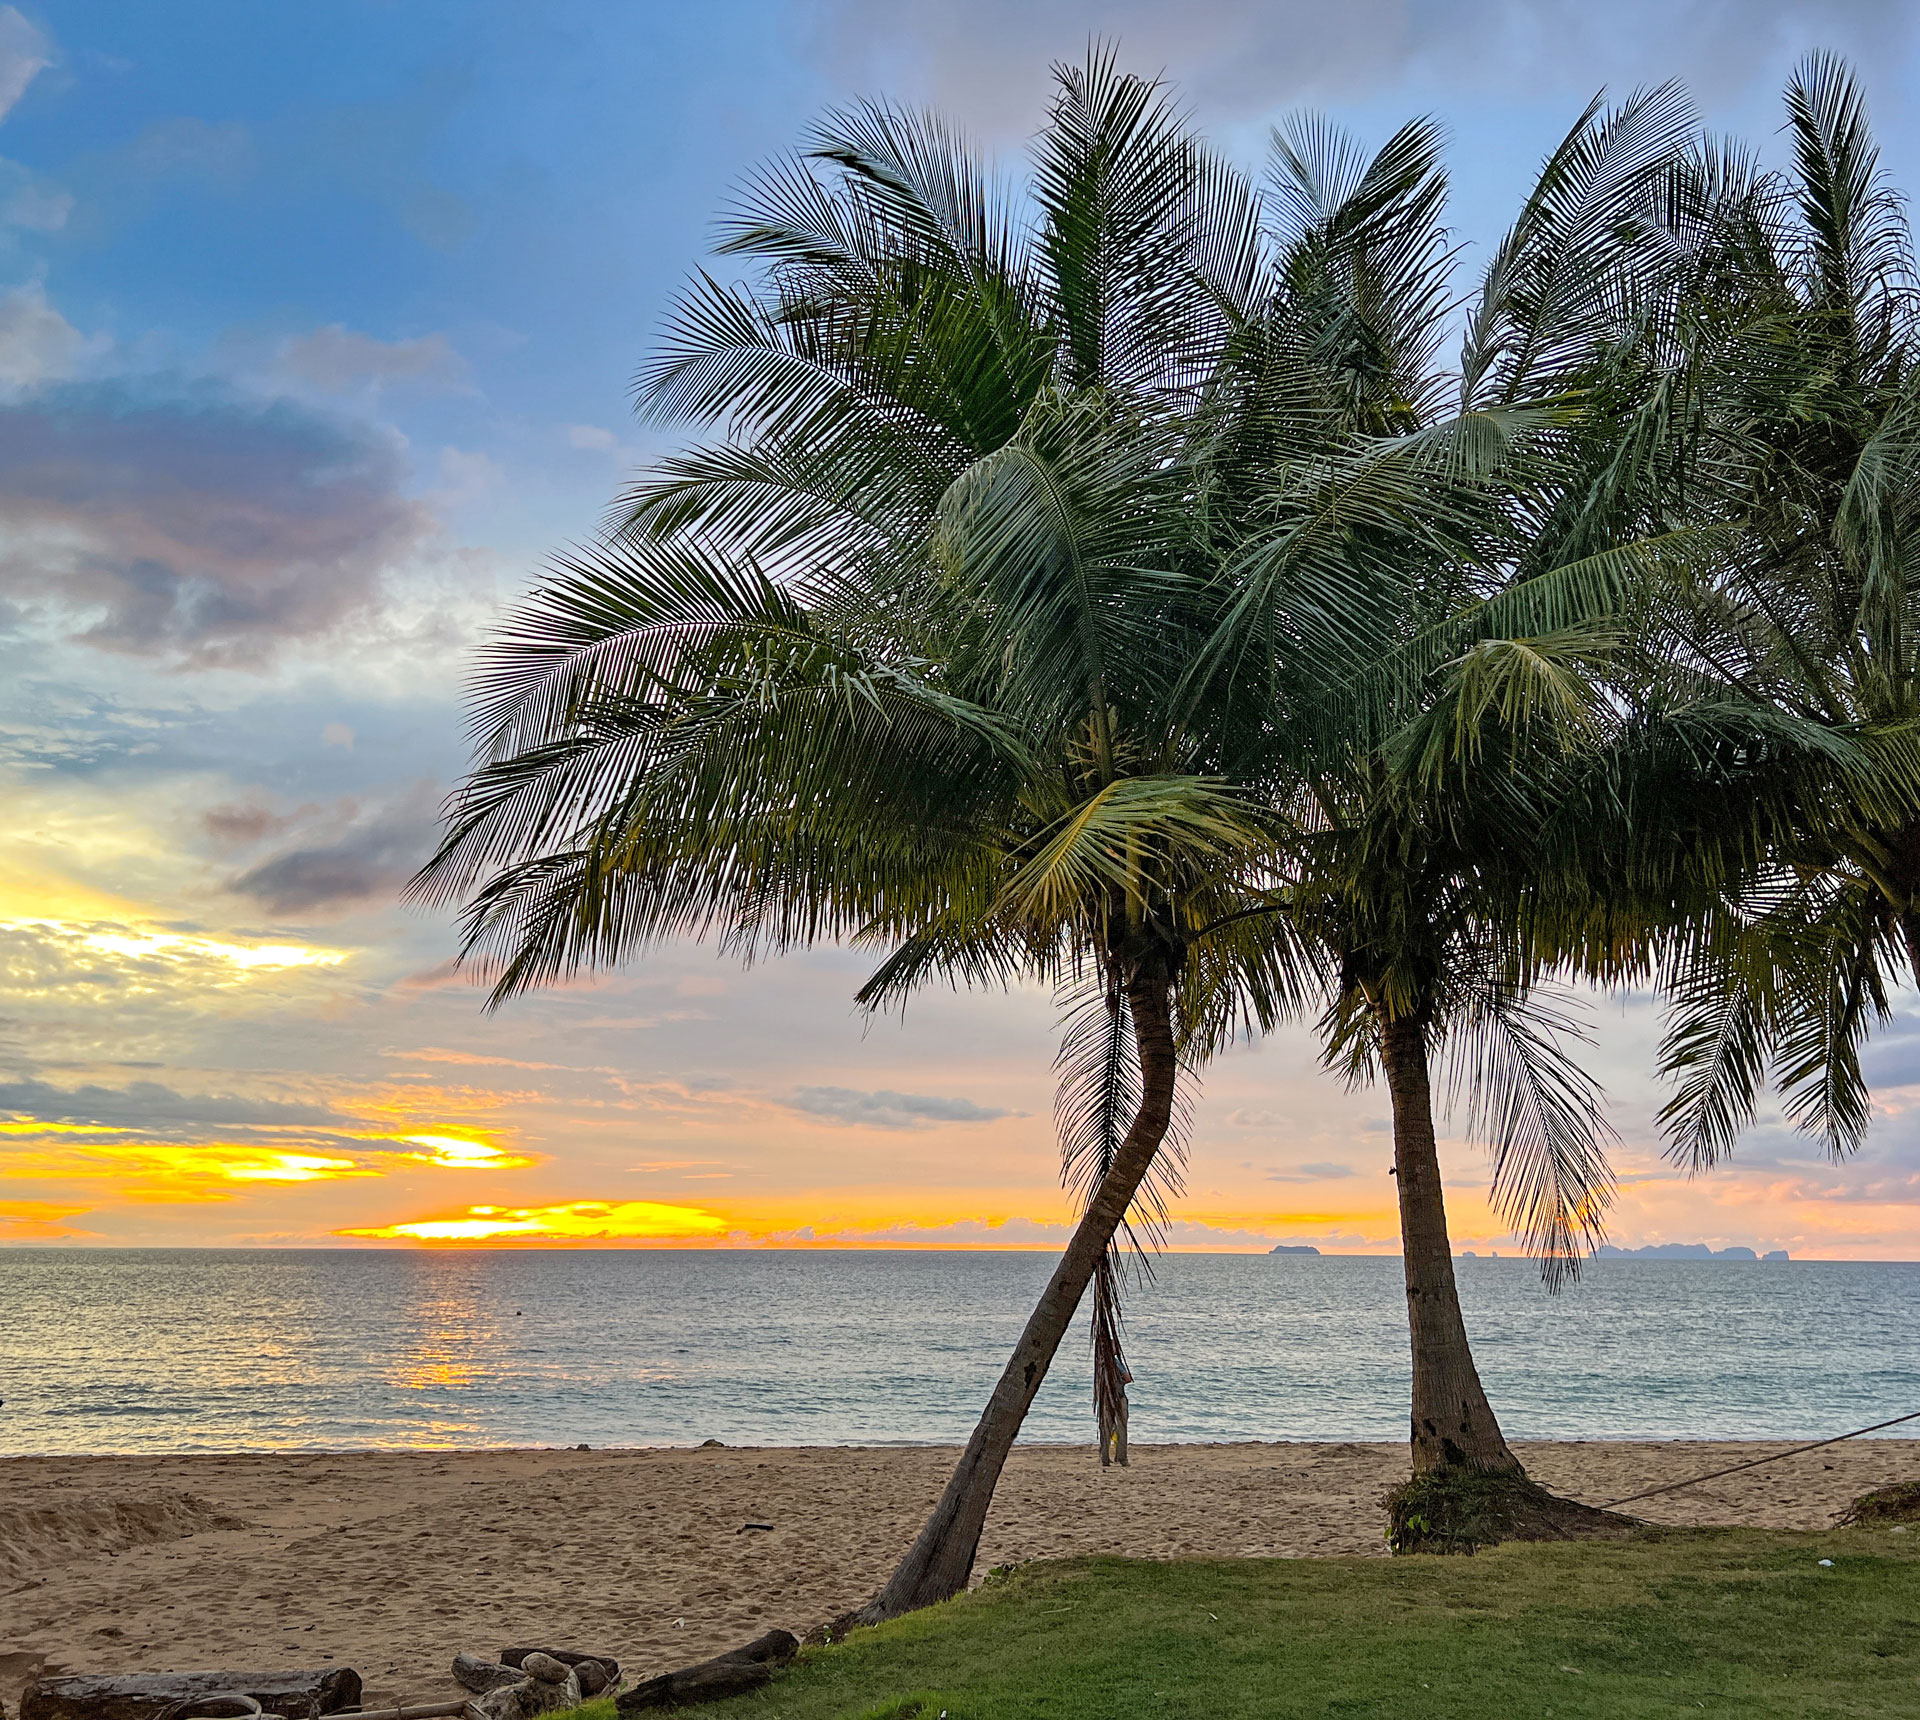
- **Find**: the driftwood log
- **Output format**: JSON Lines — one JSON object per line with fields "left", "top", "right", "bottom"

{"left": 24, "top": 1672, "right": 361, "bottom": 1720}
{"left": 155, "top": 1700, "right": 263, "bottom": 1720}
{"left": 614, "top": 1632, "right": 797, "bottom": 1713}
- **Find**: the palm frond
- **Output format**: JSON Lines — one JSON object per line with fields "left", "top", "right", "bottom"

{"left": 1462, "top": 82, "right": 1696, "bottom": 406}
{"left": 1447, "top": 985, "right": 1616, "bottom": 1288}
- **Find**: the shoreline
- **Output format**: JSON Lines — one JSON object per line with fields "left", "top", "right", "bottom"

{"left": 15, "top": 1426, "right": 1920, "bottom": 1456}
{"left": 6, "top": 1439, "right": 1918, "bottom": 1708}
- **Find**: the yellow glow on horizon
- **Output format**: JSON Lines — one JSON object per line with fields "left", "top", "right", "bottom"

{"left": 342, "top": 1198, "right": 730, "bottom": 1243}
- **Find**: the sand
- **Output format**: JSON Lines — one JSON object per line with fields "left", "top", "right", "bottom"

{"left": 4, "top": 1439, "right": 1916, "bottom": 1709}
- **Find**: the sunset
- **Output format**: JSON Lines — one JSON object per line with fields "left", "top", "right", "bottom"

{"left": 0, "top": 8, "right": 1913, "bottom": 1266}
{"left": 5, "top": 4, "right": 1920, "bottom": 1716}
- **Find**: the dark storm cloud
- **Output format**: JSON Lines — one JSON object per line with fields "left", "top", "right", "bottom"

{"left": 812, "top": 0, "right": 1913, "bottom": 130}
{"left": 783, "top": 1085, "right": 1012, "bottom": 1129}
{"left": 0, "top": 381, "right": 428, "bottom": 666}
{"left": 226, "top": 788, "right": 438, "bottom": 915}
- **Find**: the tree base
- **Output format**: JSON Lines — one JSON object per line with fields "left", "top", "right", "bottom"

{"left": 1838, "top": 1481, "right": 1920, "bottom": 1527}
{"left": 1385, "top": 1470, "right": 1638, "bottom": 1555}
{"left": 804, "top": 1612, "right": 862, "bottom": 1647}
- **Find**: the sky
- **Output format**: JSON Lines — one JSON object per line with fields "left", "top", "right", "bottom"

{"left": 3, "top": 0, "right": 1920, "bottom": 1257}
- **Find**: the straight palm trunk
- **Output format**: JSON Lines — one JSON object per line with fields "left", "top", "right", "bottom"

{"left": 1378, "top": 1013, "right": 1522, "bottom": 1477}
{"left": 858, "top": 963, "right": 1179, "bottom": 1623}
{"left": 1883, "top": 824, "right": 1920, "bottom": 982}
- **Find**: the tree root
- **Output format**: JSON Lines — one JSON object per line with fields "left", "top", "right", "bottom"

{"left": 1838, "top": 1480, "right": 1920, "bottom": 1527}
{"left": 1385, "top": 1470, "right": 1639, "bottom": 1555}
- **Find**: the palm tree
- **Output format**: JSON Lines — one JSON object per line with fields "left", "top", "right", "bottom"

{"left": 1632, "top": 57, "right": 1920, "bottom": 1176}
{"left": 1193, "top": 88, "right": 1702, "bottom": 1536}
{"left": 421, "top": 49, "right": 1701, "bottom": 1599}
{"left": 415, "top": 51, "right": 1317, "bottom": 1620}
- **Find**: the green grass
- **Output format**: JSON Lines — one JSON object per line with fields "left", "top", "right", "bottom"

{"left": 575, "top": 1528, "right": 1920, "bottom": 1719}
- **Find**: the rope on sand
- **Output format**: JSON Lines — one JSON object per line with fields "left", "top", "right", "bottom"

{"left": 1598, "top": 1408, "right": 1920, "bottom": 1510}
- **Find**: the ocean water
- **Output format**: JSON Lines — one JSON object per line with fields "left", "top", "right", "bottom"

{"left": 0, "top": 1249, "right": 1914, "bottom": 1455}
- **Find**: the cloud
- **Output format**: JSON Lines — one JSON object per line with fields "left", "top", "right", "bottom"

{"left": 0, "top": 380, "right": 430, "bottom": 664}
{"left": 810, "top": 0, "right": 1915, "bottom": 132}
{"left": 0, "top": 7, "right": 51, "bottom": 124}
{"left": 1, "top": 919, "right": 345, "bottom": 983}
{"left": 0, "top": 159, "right": 71, "bottom": 231}
{"left": 0, "top": 1080, "right": 540, "bottom": 1199}
{"left": 1718, "top": 1169, "right": 1920, "bottom": 1208}
{"left": 279, "top": 325, "right": 470, "bottom": 395}
{"left": 0, "top": 1073, "right": 345, "bottom": 1134}
{"left": 394, "top": 1133, "right": 536, "bottom": 1170}
{"left": 0, "top": 921, "right": 350, "bottom": 1060}
{"left": 433, "top": 446, "right": 505, "bottom": 504}
{"left": 2, "top": 1139, "right": 374, "bottom": 1196}
{"left": 0, "top": 678, "right": 178, "bottom": 770}
{"left": 52, "top": 118, "right": 254, "bottom": 244}
{"left": 782, "top": 1085, "right": 1013, "bottom": 1129}
{"left": 226, "top": 787, "right": 438, "bottom": 916}
{"left": 117, "top": 117, "right": 254, "bottom": 187}
{"left": 1266, "top": 1161, "right": 1361, "bottom": 1183}
{"left": 0, "top": 1196, "right": 97, "bottom": 1238}
{"left": 0, "top": 285, "right": 86, "bottom": 387}
{"left": 384, "top": 1047, "right": 603, "bottom": 1073}
{"left": 202, "top": 799, "right": 294, "bottom": 847}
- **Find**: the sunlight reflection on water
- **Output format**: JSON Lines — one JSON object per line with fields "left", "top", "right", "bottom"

{"left": 0, "top": 1249, "right": 1914, "bottom": 1453}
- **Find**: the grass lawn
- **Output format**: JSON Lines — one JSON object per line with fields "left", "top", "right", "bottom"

{"left": 577, "top": 1526, "right": 1920, "bottom": 1719}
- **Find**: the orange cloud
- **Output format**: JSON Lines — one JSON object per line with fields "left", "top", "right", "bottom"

{"left": 0, "top": 1116, "right": 542, "bottom": 1216}
{"left": 341, "top": 1198, "right": 730, "bottom": 1244}
{"left": 0, "top": 1197, "right": 98, "bottom": 1238}
{"left": 3, "top": 1140, "right": 373, "bottom": 1197}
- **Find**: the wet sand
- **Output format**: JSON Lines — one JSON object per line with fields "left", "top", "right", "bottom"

{"left": 4, "top": 1439, "right": 1915, "bottom": 1708}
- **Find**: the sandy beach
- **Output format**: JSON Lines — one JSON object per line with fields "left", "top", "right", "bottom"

{"left": 3, "top": 1438, "right": 1916, "bottom": 1709}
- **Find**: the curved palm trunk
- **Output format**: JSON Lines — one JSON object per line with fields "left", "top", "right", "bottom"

{"left": 858, "top": 964, "right": 1178, "bottom": 1623}
{"left": 1378, "top": 1013, "right": 1521, "bottom": 1477}
{"left": 1091, "top": 1253, "right": 1131, "bottom": 1467}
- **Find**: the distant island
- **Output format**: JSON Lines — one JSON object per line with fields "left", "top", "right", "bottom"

{"left": 1457, "top": 1245, "right": 1790, "bottom": 1261}
{"left": 1595, "top": 1244, "right": 1790, "bottom": 1261}
{"left": 1268, "top": 1244, "right": 1322, "bottom": 1255}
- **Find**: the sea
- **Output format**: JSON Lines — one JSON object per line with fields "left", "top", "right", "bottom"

{"left": 0, "top": 1249, "right": 1915, "bottom": 1455}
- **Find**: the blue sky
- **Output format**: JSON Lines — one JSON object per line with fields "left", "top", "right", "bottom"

{"left": 3, "top": 0, "right": 1920, "bottom": 1254}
